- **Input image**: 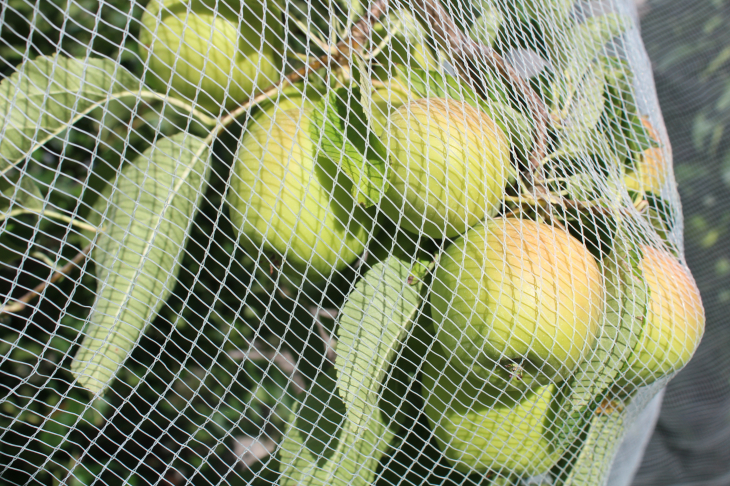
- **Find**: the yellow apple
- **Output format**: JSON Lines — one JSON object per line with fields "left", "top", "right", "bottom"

{"left": 624, "top": 119, "right": 668, "bottom": 194}
{"left": 422, "top": 348, "right": 567, "bottom": 476}
{"left": 618, "top": 246, "right": 705, "bottom": 390}
{"left": 382, "top": 97, "right": 511, "bottom": 238}
{"left": 430, "top": 218, "right": 604, "bottom": 393}
{"left": 227, "top": 97, "right": 375, "bottom": 281}
{"left": 139, "top": 0, "right": 282, "bottom": 114}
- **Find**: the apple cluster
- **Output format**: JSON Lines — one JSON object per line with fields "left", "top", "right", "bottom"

{"left": 138, "top": 0, "right": 706, "bottom": 479}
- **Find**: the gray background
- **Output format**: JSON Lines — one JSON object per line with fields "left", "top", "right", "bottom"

{"left": 633, "top": 1, "right": 730, "bottom": 484}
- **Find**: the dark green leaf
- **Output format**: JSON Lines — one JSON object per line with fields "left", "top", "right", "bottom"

{"left": 313, "top": 86, "right": 388, "bottom": 207}
{"left": 599, "top": 56, "right": 658, "bottom": 165}
{"left": 295, "top": 367, "right": 347, "bottom": 466}
{"left": 559, "top": 408, "right": 625, "bottom": 485}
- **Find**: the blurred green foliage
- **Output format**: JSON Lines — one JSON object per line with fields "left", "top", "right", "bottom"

{"left": 634, "top": 0, "right": 730, "bottom": 483}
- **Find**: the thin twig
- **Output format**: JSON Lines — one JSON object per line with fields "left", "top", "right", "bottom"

{"left": 0, "top": 244, "right": 92, "bottom": 315}
{"left": 310, "top": 306, "right": 338, "bottom": 363}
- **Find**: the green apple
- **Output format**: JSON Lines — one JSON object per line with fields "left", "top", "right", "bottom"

{"left": 422, "top": 348, "right": 567, "bottom": 476}
{"left": 227, "top": 96, "right": 375, "bottom": 281}
{"left": 618, "top": 246, "right": 705, "bottom": 390}
{"left": 430, "top": 218, "right": 604, "bottom": 393}
{"left": 624, "top": 119, "right": 668, "bottom": 195}
{"left": 382, "top": 97, "right": 511, "bottom": 239}
{"left": 139, "top": 0, "right": 282, "bottom": 114}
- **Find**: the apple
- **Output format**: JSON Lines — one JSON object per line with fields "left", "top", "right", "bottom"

{"left": 382, "top": 97, "right": 511, "bottom": 239}
{"left": 227, "top": 96, "right": 375, "bottom": 281}
{"left": 430, "top": 217, "right": 604, "bottom": 393}
{"left": 618, "top": 246, "right": 705, "bottom": 390}
{"left": 422, "top": 348, "right": 567, "bottom": 476}
{"left": 624, "top": 119, "right": 668, "bottom": 194}
{"left": 139, "top": 0, "right": 282, "bottom": 114}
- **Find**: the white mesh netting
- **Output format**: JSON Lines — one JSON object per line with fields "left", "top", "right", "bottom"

{"left": 0, "top": 0, "right": 713, "bottom": 484}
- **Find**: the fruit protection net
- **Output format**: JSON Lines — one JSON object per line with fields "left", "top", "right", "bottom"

{"left": 0, "top": 0, "right": 708, "bottom": 484}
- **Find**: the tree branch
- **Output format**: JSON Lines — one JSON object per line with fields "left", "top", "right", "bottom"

{"left": 0, "top": 244, "right": 92, "bottom": 315}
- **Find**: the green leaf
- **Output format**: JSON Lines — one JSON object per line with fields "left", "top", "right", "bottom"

{"left": 554, "top": 237, "right": 649, "bottom": 480}
{"left": 278, "top": 256, "right": 427, "bottom": 486}
{"left": 562, "top": 64, "right": 606, "bottom": 137}
{"left": 294, "top": 367, "right": 347, "bottom": 466}
{"left": 560, "top": 408, "right": 625, "bottom": 485}
{"left": 71, "top": 132, "right": 211, "bottom": 395}
{"left": 0, "top": 55, "right": 139, "bottom": 172}
{"left": 572, "top": 240, "right": 648, "bottom": 408}
{"left": 313, "top": 86, "right": 388, "bottom": 207}
{"left": 278, "top": 378, "right": 394, "bottom": 486}
{"left": 558, "top": 14, "right": 630, "bottom": 91}
{"left": 335, "top": 256, "right": 429, "bottom": 427}
{"left": 599, "top": 56, "right": 658, "bottom": 165}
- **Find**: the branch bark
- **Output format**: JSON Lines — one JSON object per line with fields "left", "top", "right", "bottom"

{"left": 0, "top": 244, "right": 92, "bottom": 315}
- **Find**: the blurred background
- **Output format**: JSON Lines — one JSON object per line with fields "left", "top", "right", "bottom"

{"left": 632, "top": 1, "right": 730, "bottom": 484}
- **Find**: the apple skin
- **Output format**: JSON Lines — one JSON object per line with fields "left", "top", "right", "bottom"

{"left": 618, "top": 246, "right": 705, "bottom": 390}
{"left": 430, "top": 218, "right": 604, "bottom": 393}
{"left": 382, "top": 98, "right": 511, "bottom": 239}
{"left": 139, "top": 0, "right": 282, "bottom": 114}
{"left": 422, "top": 348, "right": 567, "bottom": 477}
{"left": 227, "top": 98, "right": 375, "bottom": 281}
{"left": 624, "top": 119, "right": 668, "bottom": 194}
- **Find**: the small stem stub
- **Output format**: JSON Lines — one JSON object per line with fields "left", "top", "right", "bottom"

{"left": 269, "top": 255, "right": 282, "bottom": 275}
{"left": 505, "top": 362, "right": 524, "bottom": 381}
